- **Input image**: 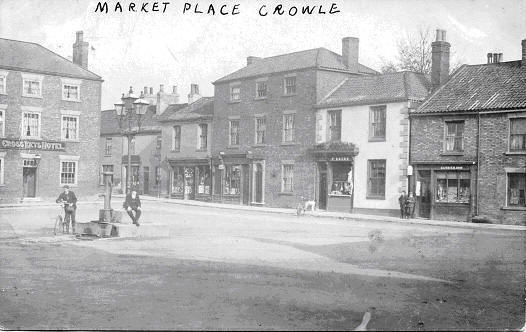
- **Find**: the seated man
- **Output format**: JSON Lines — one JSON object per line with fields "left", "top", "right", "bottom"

{"left": 123, "top": 187, "right": 141, "bottom": 226}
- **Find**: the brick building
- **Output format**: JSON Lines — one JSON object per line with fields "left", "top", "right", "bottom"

{"left": 99, "top": 84, "right": 179, "bottom": 195}
{"left": 0, "top": 31, "right": 103, "bottom": 203}
{"left": 211, "top": 38, "right": 377, "bottom": 207}
{"left": 410, "top": 38, "right": 526, "bottom": 225}
{"left": 315, "top": 71, "right": 429, "bottom": 215}
{"left": 158, "top": 87, "right": 214, "bottom": 201}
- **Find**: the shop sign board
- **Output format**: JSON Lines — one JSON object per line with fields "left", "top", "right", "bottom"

{"left": 440, "top": 165, "right": 469, "bottom": 170}
{"left": 330, "top": 156, "right": 352, "bottom": 162}
{"left": 0, "top": 138, "right": 65, "bottom": 151}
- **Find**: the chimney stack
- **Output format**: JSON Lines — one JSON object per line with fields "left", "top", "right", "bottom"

{"left": 247, "top": 56, "right": 261, "bottom": 66}
{"left": 342, "top": 37, "right": 359, "bottom": 73}
{"left": 522, "top": 39, "right": 526, "bottom": 66}
{"left": 72, "top": 31, "right": 89, "bottom": 69}
{"left": 144, "top": 86, "right": 148, "bottom": 94}
{"left": 160, "top": 84, "right": 164, "bottom": 93}
{"left": 188, "top": 84, "right": 201, "bottom": 104}
{"left": 431, "top": 29, "right": 450, "bottom": 91}
{"left": 173, "top": 85, "right": 178, "bottom": 94}
{"left": 487, "top": 53, "right": 493, "bottom": 64}
{"left": 150, "top": 87, "right": 153, "bottom": 94}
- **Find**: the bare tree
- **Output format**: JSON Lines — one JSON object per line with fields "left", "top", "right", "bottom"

{"left": 381, "top": 27, "right": 463, "bottom": 75}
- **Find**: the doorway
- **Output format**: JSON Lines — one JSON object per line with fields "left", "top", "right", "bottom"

{"left": 242, "top": 165, "right": 250, "bottom": 205}
{"left": 318, "top": 163, "right": 327, "bottom": 210}
{"left": 417, "top": 170, "right": 431, "bottom": 218}
{"left": 254, "top": 163, "right": 263, "bottom": 204}
{"left": 23, "top": 167, "right": 36, "bottom": 198}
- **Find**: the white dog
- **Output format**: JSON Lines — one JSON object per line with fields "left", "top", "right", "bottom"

{"left": 304, "top": 199, "right": 316, "bottom": 211}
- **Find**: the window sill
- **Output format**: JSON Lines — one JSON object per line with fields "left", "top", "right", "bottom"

{"left": 278, "top": 192, "right": 294, "bottom": 196}
{"left": 252, "top": 144, "right": 269, "bottom": 147}
{"left": 60, "top": 184, "right": 78, "bottom": 188}
{"left": 505, "top": 151, "right": 526, "bottom": 155}
{"left": 22, "top": 95, "right": 43, "bottom": 99}
{"left": 21, "top": 136, "right": 41, "bottom": 140}
{"left": 170, "top": 150, "right": 180, "bottom": 153}
{"left": 434, "top": 201, "right": 469, "bottom": 205}
{"left": 281, "top": 142, "right": 297, "bottom": 146}
{"left": 62, "top": 99, "right": 81, "bottom": 103}
{"left": 328, "top": 194, "right": 351, "bottom": 198}
{"left": 226, "top": 145, "right": 240, "bottom": 149}
{"left": 366, "top": 196, "right": 385, "bottom": 200}
{"left": 282, "top": 94, "right": 297, "bottom": 98}
{"left": 62, "top": 139, "right": 80, "bottom": 143}
{"left": 195, "top": 149, "right": 207, "bottom": 152}
{"left": 501, "top": 206, "right": 526, "bottom": 211}
{"left": 368, "top": 137, "right": 386, "bottom": 142}
{"left": 228, "top": 100, "right": 241, "bottom": 104}
{"left": 254, "top": 97, "right": 268, "bottom": 101}
{"left": 440, "top": 151, "right": 464, "bottom": 156}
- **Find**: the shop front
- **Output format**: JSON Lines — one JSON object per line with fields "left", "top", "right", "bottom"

{"left": 211, "top": 152, "right": 257, "bottom": 205}
{"left": 411, "top": 162, "right": 476, "bottom": 222}
{"left": 308, "top": 142, "right": 358, "bottom": 212}
{"left": 168, "top": 158, "right": 212, "bottom": 201}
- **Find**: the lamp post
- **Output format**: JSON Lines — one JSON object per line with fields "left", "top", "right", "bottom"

{"left": 114, "top": 86, "right": 149, "bottom": 194}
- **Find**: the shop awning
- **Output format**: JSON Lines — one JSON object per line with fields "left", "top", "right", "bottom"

{"left": 307, "top": 142, "right": 359, "bottom": 160}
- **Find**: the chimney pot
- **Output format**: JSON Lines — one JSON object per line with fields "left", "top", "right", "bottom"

{"left": 144, "top": 87, "right": 148, "bottom": 94}
{"left": 160, "top": 84, "right": 164, "bottom": 93}
{"left": 431, "top": 29, "right": 450, "bottom": 91}
{"left": 172, "top": 85, "right": 178, "bottom": 94}
{"left": 522, "top": 39, "right": 526, "bottom": 66}
{"left": 150, "top": 87, "right": 153, "bottom": 94}
{"left": 342, "top": 37, "right": 359, "bottom": 73}
{"left": 76, "top": 31, "right": 83, "bottom": 43}
{"left": 487, "top": 53, "right": 493, "bottom": 64}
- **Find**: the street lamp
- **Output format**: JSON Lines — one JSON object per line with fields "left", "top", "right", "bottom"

{"left": 114, "top": 86, "right": 149, "bottom": 193}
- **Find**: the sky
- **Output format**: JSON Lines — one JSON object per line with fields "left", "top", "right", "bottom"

{"left": 0, "top": 0, "right": 525, "bottom": 109}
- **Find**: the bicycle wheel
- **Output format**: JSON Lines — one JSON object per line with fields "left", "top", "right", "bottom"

{"left": 54, "top": 215, "right": 63, "bottom": 235}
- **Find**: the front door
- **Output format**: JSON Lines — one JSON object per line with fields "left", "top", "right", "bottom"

{"left": 184, "top": 167, "right": 195, "bottom": 200}
{"left": 254, "top": 164, "right": 263, "bottom": 203}
{"left": 417, "top": 170, "right": 431, "bottom": 218}
{"left": 23, "top": 167, "right": 36, "bottom": 198}
{"left": 319, "top": 164, "right": 327, "bottom": 210}
{"left": 143, "top": 167, "right": 150, "bottom": 195}
{"left": 242, "top": 165, "right": 250, "bottom": 205}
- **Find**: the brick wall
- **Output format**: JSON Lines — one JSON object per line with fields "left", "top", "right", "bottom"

{"left": 0, "top": 69, "right": 101, "bottom": 203}
{"left": 477, "top": 112, "right": 526, "bottom": 225}
{"left": 212, "top": 68, "right": 320, "bottom": 207}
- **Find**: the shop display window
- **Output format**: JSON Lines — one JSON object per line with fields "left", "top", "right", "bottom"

{"left": 436, "top": 171, "right": 470, "bottom": 203}
{"left": 196, "top": 166, "right": 211, "bottom": 195}
{"left": 330, "top": 163, "right": 352, "bottom": 196}
{"left": 224, "top": 164, "right": 241, "bottom": 195}
{"left": 172, "top": 166, "right": 184, "bottom": 194}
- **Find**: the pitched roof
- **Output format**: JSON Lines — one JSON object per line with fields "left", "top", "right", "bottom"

{"left": 100, "top": 105, "right": 161, "bottom": 136}
{"left": 414, "top": 60, "right": 526, "bottom": 114}
{"left": 317, "top": 71, "right": 430, "bottom": 108}
{"left": 0, "top": 38, "right": 102, "bottom": 81}
{"left": 214, "top": 48, "right": 378, "bottom": 83}
{"left": 158, "top": 97, "right": 214, "bottom": 122}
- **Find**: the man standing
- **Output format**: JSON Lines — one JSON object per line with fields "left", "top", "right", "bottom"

{"left": 123, "top": 187, "right": 141, "bottom": 226}
{"left": 398, "top": 190, "right": 407, "bottom": 219}
{"left": 406, "top": 192, "right": 416, "bottom": 219}
{"left": 56, "top": 185, "right": 77, "bottom": 233}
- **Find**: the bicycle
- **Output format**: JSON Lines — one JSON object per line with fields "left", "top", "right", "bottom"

{"left": 54, "top": 202, "right": 72, "bottom": 235}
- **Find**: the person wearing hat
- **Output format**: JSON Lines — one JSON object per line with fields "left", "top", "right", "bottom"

{"left": 56, "top": 185, "right": 78, "bottom": 233}
{"left": 123, "top": 186, "right": 141, "bottom": 226}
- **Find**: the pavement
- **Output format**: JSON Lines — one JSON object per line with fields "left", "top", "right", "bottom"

{"left": 1, "top": 193, "right": 524, "bottom": 231}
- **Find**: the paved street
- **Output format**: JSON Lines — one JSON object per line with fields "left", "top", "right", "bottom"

{"left": 1, "top": 201, "right": 524, "bottom": 330}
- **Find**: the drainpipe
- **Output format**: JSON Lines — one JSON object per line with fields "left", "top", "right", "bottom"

{"left": 475, "top": 112, "right": 481, "bottom": 216}
{"left": 408, "top": 102, "right": 412, "bottom": 194}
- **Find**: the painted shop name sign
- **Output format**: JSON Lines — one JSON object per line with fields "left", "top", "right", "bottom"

{"left": 440, "top": 165, "right": 468, "bottom": 170}
{"left": 0, "top": 138, "right": 65, "bottom": 151}
{"left": 330, "top": 156, "right": 352, "bottom": 161}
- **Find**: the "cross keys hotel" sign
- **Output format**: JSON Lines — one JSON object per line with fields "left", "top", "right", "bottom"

{"left": 0, "top": 138, "right": 65, "bottom": 151}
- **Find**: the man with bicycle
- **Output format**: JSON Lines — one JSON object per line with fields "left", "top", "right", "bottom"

{"left": 56, "top": 185, "right": 77, "bottom": 234}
